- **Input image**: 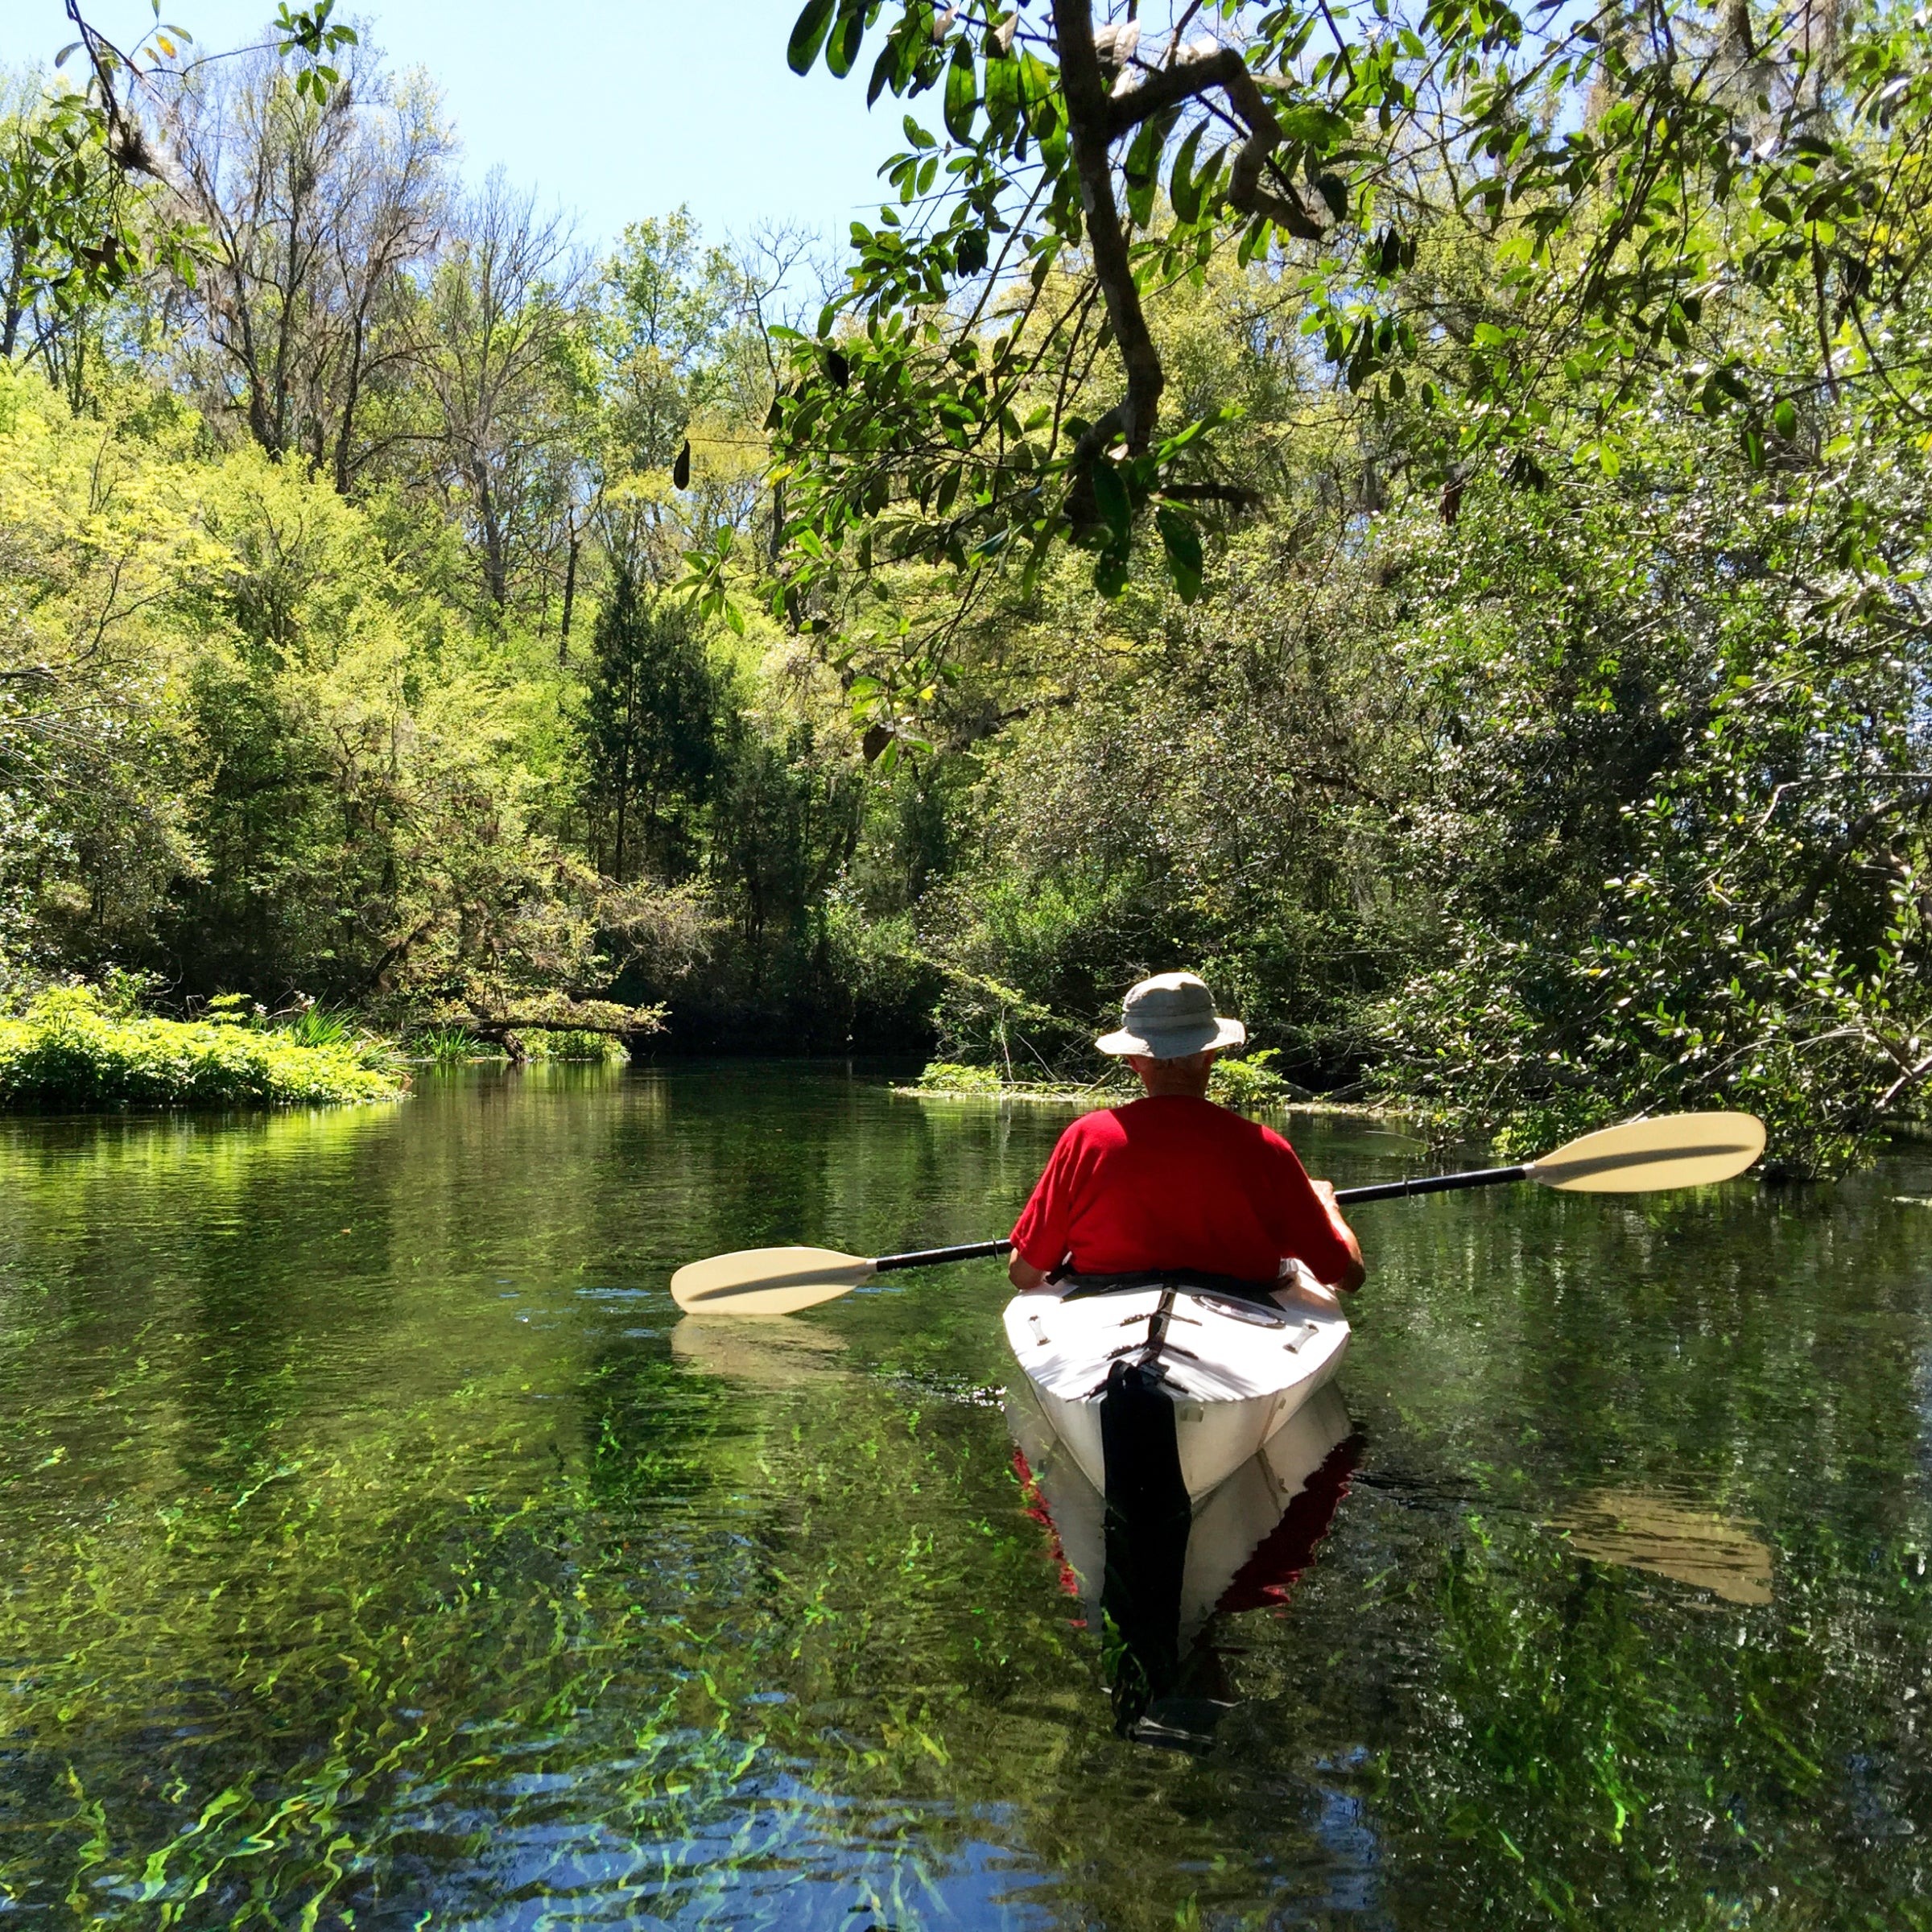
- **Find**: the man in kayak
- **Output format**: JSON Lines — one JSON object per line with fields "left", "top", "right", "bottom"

{"left": 1006, "top": 972, "right": 1365, "bottom": 1298}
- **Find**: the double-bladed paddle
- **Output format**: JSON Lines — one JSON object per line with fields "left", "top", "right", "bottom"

{"left": 668, "top": 1110, "right": 1766, "bottom": 1315}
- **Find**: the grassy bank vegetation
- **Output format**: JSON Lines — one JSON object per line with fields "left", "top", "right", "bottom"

{"left": 4, "top": 3, "right": 1930, "bottom": 1167}
{"left": 905, "top": 1050, "right": 1307, "bottom": 1114}
{"left": 0, "top": 987, "right": 404, "bottom": 1109}
{"left": 0, "top": 982, "right": 643, "bottom": 1112}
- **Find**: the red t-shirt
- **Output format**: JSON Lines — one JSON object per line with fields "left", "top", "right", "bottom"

{"left": 1009, "top": 1096, "right": 1351, "bottom": 1284}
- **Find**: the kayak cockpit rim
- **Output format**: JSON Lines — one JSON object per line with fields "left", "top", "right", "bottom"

{"left": 1053, "top": 1268, "right": 1294, "bottom": 1313}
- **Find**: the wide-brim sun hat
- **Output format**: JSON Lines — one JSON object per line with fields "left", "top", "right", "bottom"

{"left": 1096, "top": 971, "right": 1247, "bottom": 1059}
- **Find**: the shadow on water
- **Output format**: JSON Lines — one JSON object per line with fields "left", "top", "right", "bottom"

{"left": 0, "top": 1063, "right": 1928, "bottom": 1927}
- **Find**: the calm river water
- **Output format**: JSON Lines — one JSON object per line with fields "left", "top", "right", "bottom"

{"left": 1, "top": 1064, "right": 1928, "bottom": 1928}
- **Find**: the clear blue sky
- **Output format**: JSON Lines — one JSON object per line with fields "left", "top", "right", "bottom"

{"left": 0, "top": 2, "right": 900, "bottom": 254}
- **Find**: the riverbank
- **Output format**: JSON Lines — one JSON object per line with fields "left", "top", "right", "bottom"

{"left": 0, "top": 988, "right": 406, "bottom": 1110}
{"left": 893, "top": 1055, "right": 1410, "bottom": 1121}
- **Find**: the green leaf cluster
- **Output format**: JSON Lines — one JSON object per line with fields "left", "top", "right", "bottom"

{"left": 761, "top": 0, "right": 1932, "bottom": 644}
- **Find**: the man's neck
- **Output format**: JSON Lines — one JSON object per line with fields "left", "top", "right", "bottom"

{"left": 1135, "top": 1072, "right": 1213, "bottom": 1101}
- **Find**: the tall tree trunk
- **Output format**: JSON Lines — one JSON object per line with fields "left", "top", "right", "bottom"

{"left": 559, "top": 532, "right": 580, "bottom": 663}
{"left": 0, "top": 248, "right": 23, "bottom": 360}
{"left": 333, "top": 314, "right": 365, "bottom": 495}
{"left": 474, "top": 466, "right": 507, "bottom": 611}
{"left": 611, "top": 680, "right": 634, "bottom": 883}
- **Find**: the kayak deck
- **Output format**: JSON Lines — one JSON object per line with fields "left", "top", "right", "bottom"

{"left": 1002, "top": 1279, "right": 1351, "bottom": 1501}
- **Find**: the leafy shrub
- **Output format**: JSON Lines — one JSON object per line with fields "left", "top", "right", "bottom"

{"left": 912, "top": 1061, "right": 1010, "bottom": 1093}
{"left": 1208, "top": 1048, "right": 1308, "bottom": 1113}
{"left": 399, "top": 1023, "right": 627, "bottom": 1065}
{"left": 908, "top": 1054, "right": 1309, "bottom": 1110}
{"left": 522, "top": 1029, "right": 627, "bottom": 1063}
{"left": 0, "top": 987, "right": 406, "bottom": 1110}
{"left": 272, "top": 1002, "right": 398, "bottom": 1074}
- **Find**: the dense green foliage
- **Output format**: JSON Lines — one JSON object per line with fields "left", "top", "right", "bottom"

{"left": 762, "top": 0, "right": 1932, "bottom": 625}
{"left": 6, "top": 3, "right": 1932, "bottom": 1164}
{"left": 0, "top": 985, "right": 402, "bottom": 1107}
{"left": 739, "top": 0, "right": 1932, "bottom": 1173}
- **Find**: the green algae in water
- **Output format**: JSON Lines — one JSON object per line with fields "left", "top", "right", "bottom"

{"left": 0, "top": 1064, "right": 1929, "bottom": 1928}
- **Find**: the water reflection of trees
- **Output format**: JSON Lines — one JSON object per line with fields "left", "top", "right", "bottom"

{"left": 1, "top": 1081, "right": 1929, "bottom": 1926}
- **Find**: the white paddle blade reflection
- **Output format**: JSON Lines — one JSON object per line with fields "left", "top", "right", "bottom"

{"left": 1530, "top": 1112, "right": 1766, "bottom": 1193}
{"left": 669, "top": 1245, "right": 876, "bottom": 1315}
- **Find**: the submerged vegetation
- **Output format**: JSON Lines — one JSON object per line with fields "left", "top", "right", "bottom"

{"left": 1, "top": 1068, "right": 1926, "bottom": 1923}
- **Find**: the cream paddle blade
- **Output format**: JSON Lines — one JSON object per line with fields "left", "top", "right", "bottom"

{"left": 669, "top": 1245, "right": 877, "bottom": 1315}
{"left": 1528, "top": 1113, "right": 1766, "bottom": 1193}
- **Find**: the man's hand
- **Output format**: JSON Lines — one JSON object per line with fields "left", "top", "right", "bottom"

{"left": 1309, "top": 1180, "right": 1368, "bottom": 1294}
{"left": 1008, "top": 1252, "right": 1051, "bottom": 1292}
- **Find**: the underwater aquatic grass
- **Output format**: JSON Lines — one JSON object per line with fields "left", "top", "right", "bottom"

{"left": 4, "top": 1071, "right": 1932, "bottom": 1930}
{"left": 1371, "top": 1512, "right": 1932, "bottom": 1930}
{"left": 0, "top": 1317, "right": 1096, "bottom": 1926}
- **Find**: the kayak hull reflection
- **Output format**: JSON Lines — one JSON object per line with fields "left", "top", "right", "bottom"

{"left": 1001, "top": 1280, "right": 1350, "bottom": 1502}
{"left": 1005, "top": 1373, "right": 1356, "bottom": 1645}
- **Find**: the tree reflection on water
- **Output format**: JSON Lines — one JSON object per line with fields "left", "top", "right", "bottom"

{"left": 0, "top": 1064, "right": 1926, "bottom": 1927}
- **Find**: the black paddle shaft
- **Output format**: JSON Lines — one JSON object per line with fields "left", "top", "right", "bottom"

{"left": 868, "top": 1163, "right": 1535, "bottom": 1271}
{"left": 874, "top": 1238, "right": 1013, "bottom": 1271}
{"left": 1334, "top": 1162, "right": 1532, "bottom": 1205}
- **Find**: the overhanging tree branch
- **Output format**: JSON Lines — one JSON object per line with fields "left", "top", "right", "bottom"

{"left": 1108, "top": 49, "right": 1326, "bottom": 243}
{"left": 1053, "top": 0, "right": 1164, "bottom": 456}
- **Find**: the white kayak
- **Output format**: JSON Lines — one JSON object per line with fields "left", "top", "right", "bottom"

{"left": 1005, "top": 1375, "right": 1355, "bottom": 1651}
{"left": 1001, "top": 1274, "right": 1351, "bottom": 1503}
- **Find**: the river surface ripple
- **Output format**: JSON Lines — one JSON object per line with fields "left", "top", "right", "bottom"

{"left": 0, "top": 1063, "right": 1928, "bottom": 1929}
